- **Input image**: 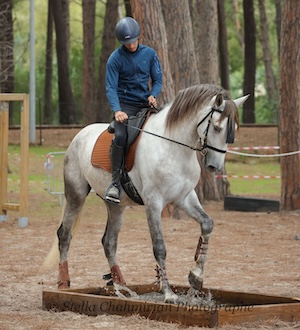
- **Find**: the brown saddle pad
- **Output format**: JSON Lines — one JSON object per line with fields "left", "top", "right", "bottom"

{"left": 91, "top": 128, "right": 141, "bottom": 173}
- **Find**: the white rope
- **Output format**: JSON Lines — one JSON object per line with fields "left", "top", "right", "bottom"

{"left": 228, "top": 146, "right": 280, "bottom": 150}
{"left": 227, "top": 149, "right": 300, "bottom": 158}
{"left": 217, "top": 175, "right": 281, "bottom": 179}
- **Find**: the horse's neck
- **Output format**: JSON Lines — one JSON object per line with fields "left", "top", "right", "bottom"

{"left": 146, "top": 108, "right": 167, "bottom": 134}
{"left": 148, "top": 107, "right": 199, "bottom": 149}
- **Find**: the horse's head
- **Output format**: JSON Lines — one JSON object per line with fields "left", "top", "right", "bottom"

{"left": 199, "top": 93, "right": 249, "bottom": 172}
{"left": 165, "top": 84, "right": 249, "bottom": 171}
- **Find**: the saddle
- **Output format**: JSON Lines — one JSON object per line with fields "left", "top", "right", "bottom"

{"left": 91, "top": 108, "right": 157, "bottom": 205}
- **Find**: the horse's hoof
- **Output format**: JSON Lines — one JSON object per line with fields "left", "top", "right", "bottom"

{"left": 188, "top": 271, "right": 203, "bottom": 290}
{"left": 164, "top": 293, "right": 178, "bottom": 304}
{"left": 58, "top": 261, "right": 70, "bottom": 289}
{"left": 57, "top": 280, "right": 70, "bottom": 290}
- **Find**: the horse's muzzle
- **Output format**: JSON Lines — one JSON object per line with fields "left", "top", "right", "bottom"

{"left": 203, "top": 156, "right": 223, "bottom": 172}
{"left": 206, "top": 165, "right": 218, "bottom": 172}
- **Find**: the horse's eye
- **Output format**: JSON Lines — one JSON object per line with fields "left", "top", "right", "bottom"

{"left": 214, "top": 125, "right": 221, "bottom": 132}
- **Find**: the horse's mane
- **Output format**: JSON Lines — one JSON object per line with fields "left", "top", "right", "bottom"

{"left": 165, "top": 84, "right": 239, "bottom": 133}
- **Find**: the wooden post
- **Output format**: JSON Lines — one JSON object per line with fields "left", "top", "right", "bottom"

{"left": 19, "top": 94, "right": 29, "bottom": 226}
{"left": 0, "top": 101, "right": 9, "bottom": 222}
{"left": 0, "top": 94, "right": 29, "bottom": 226}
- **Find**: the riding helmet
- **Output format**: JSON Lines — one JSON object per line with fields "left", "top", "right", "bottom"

{"left": 115, "top": 17, "right": 140, "bottom": 45}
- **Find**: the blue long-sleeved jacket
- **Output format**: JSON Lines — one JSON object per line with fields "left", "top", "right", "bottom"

{"left": 106, "top": 44, "right": 162, "bottom": 113}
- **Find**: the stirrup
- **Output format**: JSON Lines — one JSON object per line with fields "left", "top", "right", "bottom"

{"left": 105, "top": 195, "right": 120, "bottom": 204}
{"left": 105, "top": 183, "right": 120, "bottom": 204}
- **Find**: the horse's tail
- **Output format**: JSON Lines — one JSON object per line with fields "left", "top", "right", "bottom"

{"left": 39, "top": 198, "right": 83, "bottom": 272}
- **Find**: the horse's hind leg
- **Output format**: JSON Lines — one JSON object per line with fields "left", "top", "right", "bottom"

{"left": 102, "top": 203, "right": 126, "bottom": 285}
{"left": 57, "top": 177, "right": 90, "bottom": 289}
{"left": 177, "top": 191, "right": 214, "bottom": 290}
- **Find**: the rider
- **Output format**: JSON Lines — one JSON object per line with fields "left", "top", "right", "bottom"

{"left": 105, "top": 17, "right": 163, "bottom": 204}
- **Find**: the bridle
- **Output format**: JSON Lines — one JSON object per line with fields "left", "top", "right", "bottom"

{"left": 196, "top": 108, "right": 227, "bottom": 155}
{"left": 123, "top": 107, "right": 230, "bottom": 154}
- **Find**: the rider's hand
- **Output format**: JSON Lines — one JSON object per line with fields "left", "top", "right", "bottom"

{"left": 115, "top": 110, "right": 128, "bottom": 123}
{"left": 148, "top": 95, "right": 157, "bottom": 108}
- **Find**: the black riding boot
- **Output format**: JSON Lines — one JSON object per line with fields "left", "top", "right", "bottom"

{"left": 105, "top": 140, "right": 124, "bottom": 204}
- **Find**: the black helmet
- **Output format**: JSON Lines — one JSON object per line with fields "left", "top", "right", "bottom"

{"left": 115, "top": 17, "right": 140, "bottom": 45}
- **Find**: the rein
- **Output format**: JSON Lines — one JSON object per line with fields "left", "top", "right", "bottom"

{"left": 123, "top": 122, "right": 205, "bottom": 152}
{"left": 122, "top": 107, "right": 227, "bottom": 154}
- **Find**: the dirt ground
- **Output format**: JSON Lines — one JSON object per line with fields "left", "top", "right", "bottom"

{"left": 1, "top": 126, "right": 300, "bottom": 330}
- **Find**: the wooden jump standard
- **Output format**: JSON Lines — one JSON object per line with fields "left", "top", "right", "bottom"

{"left": 0, "top": 93, "right": 29, "bottom": 227}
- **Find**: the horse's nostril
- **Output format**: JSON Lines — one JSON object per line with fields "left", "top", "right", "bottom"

{"left": 207, "top": 165, "right": 216, "bottom": 172}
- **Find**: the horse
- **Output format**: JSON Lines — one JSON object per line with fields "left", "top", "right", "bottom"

{"left": 43, "top": 84, "right": 249, "bottom": 303}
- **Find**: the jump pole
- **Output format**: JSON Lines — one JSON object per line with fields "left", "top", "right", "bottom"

{"left": 0, "top": 94, "right": 29, "bottom": 227}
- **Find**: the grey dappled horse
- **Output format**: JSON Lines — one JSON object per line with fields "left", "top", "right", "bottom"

{"left": 43, "top": 84, "right": 248, "bottom": 303}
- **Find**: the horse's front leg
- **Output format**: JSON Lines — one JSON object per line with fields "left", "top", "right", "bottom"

{"left": 188, "top": 232, "right": 212, "bottom": 290}
{"left": 178, "top": 191, "right": 214, "bottom": 290}
{"left": 145, "top": 206, "right": 178, "bottom": 303}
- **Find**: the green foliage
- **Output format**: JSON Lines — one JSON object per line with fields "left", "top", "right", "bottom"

{"left": 12, "top": 0, "right": 106, "bottom": 125}
{"left": 254, "top": 66, "right": 279, "bottom": 124}
{"left": 225, "top": 0, "right": 279, "bottom": 124}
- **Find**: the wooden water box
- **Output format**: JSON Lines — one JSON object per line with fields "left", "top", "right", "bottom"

{"left": 42, "top": 284, "right": 300, "bottom": 327}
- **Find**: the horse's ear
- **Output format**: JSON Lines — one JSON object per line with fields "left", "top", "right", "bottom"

{"left": 214, "top": 93, "right": 224, "bottom": 108}
{"left": 233, "top": 94, "right": 250, "bottom": 107}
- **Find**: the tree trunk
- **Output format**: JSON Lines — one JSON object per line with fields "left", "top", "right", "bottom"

{"left": 82, "top": 0, "right": 96, "bottom": 125}
{"left": 191, "top": 0, "right": 229, "bottom": 202}
{"left": 62, "top": 0, "right": 70, "bottom": 59}
{"left": 50, "top": 0, "right": 76, "bottom": 124}
{"left": 231, "top": 0, "right": 244, "bottom": 50}
{"left": 218, "top": 0, "right": 230, "bottom": 90}
{"left": 0, "top": 0, "right": 14, "bottom": 125}
{"left": 279, "top": 0, "right": 300, "bottom": 210}
{"left": 242, "top": 0, "right": 256, "bottom": 123}
{"left": 161, "top": 0, "right": 199, "bottom": 93}
{"left": 275, "top": 0, "right": 282, "bottom": 63}
{"left": 258, "top": 0, "right": 277, "bottom": 105}
{"left": 124, "top": 0, "right": 132, "bottom": 16}
{"left": 130, "top": 0, "right": 175, "bottom": 106}
{"left": 43, "top": 0, "right": 53, "bottom": 125}
{"left": 96, "top": 0, "right": 118, "bottom": 123}
{"left": 192, "top": 0, "right": 219, "bottom": 84}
